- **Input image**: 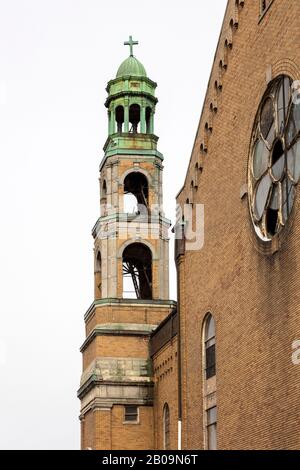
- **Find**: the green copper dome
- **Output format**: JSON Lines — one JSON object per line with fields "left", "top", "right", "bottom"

{"left": 116, "top": 56, "right": 147, "bottom": 78}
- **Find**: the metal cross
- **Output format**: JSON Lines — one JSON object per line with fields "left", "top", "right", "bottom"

{"left": 124, "top": 35, "right": 138, "bottom": 56}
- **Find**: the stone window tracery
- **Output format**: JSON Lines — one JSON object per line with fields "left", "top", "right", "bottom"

{"left": 248, "top": 75, "right": 300, "bottom": 241}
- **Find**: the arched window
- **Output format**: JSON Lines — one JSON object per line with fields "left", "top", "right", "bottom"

{"left": 204, "top": 314, "right": 216, "bottom": 379}
{"left": 124, "top": 172, "right": 149, "bottom": 213}
{"left": 116, "top": 105, "right": 124, "bottom": 133}
{"left": 101, "top": 180, "right": 107, "bottom": 204}
{"left": 203, "top": 314, "right": 217, "bottom": 450}
{"left": 122, "top": 243, "right": 152, "bottom": 299}
{"left": 129, "top": 104, "right": 140, "bottom": 133}
{"left": 94, "top": 251, "right": 102, "bottom": 299}
{"left": 100, "top": 180, "right": 107, "bottom": 215}
{"left": 163, "top": 404, "right": 170, "bottom": 450}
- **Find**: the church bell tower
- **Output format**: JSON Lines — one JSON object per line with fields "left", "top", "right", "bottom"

{"left": 78, "top": 37, "right": 175, "bottom": 450}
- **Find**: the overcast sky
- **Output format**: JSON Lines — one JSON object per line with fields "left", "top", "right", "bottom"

{"left": 0, "top": 0, "right": 227, "bottom": 449}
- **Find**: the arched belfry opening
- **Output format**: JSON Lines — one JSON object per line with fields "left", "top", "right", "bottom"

{"left": 129, "top": 104, "right": 141, "bottom": 133}
{"left": 122, "top": 243, "right": 152, "bottom": 300}
{"left": 100, "top": 180, "right": 107, "bottom": 215}
{"left": 116, "top": 105, "right": 124, "bottom": 133}
{"left": 101, "top": 180, "right": 107, "bottom": 204}
{"left": 123, "top": 172, "right": 149, "bottom": 213}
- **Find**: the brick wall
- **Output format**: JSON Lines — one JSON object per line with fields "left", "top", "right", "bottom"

{"left": 85, "top": 303, "right": 174, "bottom": 336}
{"left": 82, "top": 335, "right": 150, "bottom": 370}
{"left": 177, "top": 0, "right": 300, "bottom": 450}
{"left": 152, "top": 340, "right": 178, "bottom": 450}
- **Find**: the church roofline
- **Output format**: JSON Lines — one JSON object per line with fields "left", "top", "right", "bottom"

{"left": 149, "top": 308, "right": 178, "bottom": 358}
{"left": 176, "top": 0, "right": 231, "bottom": 198}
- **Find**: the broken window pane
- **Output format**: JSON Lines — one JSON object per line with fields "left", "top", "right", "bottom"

{"left": 253, "top": 139, "right": 269, "bottom": 179}
{"left": 277, "top": 77, "right": 290, "bottom": 134}
{"left": 269, "top": 184, "right": 280, "bottom": 210}
{"left": 281, "top": 177, "right": 295, "bottom": 224}
{"left": 260, "top": 97, "right": 274, "bottom": 140}
{"left": 266, "top": 121, "right": 276, "bottom": 147}
{"left": 287, "top": 141, "right": 300, "bottom": 183}
{"left": 293, "top": 102, "right": 300, "bottom": 134}
{"left": 271, "top": 140, "right": 285, "bottom": 181}
{"left": 249, "top": 76, "right": 299, "bottom": 240}
{"left": 286, "top": 109, "right": 297, "bottom": 147}
{"left": 266, "top": 207, "right": 278, "bottom": 237}
{"left": 254, "top": 173, "right": 272, "bottom": 221}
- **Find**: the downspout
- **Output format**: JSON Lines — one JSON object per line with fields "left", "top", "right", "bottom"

{"left": 176, "top": 259, "right": 182, "bottom": 450}
{"left": 175, "top": 221, "right": 185, "bottom": 451}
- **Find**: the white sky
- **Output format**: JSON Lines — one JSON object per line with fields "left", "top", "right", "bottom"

{"left": 0, "top": 0, "right": 227, "bottom": 449}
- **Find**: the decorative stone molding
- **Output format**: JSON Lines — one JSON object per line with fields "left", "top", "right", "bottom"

{"left": 80, "top": 323, "right": 158, "bottom": 352}
{"left": 179, "top": 0, "right": 246, "bottom": 199}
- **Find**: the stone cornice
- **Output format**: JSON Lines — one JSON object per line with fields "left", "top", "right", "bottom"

{"left": 91, "top": 213, "right": 172, "bottom": 239}
{"left": 84, "top": 299, "right": 177, "bottom": 323}
{"left": 79, "top": 394, "right": 154, "bottom": 417}
{"left": 100, "top": 149, "right": 164, "bottom": 171}
{"left": 106, "top": 75, "right": 157, "bottom": 92}
{"left": 105, "top": 90, "right": 158, "bottom": 108}
{"left": 77, "top": 377, "right": 154, "bottom": 401}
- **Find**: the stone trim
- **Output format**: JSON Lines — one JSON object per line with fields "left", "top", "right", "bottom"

{"left": 91, "top": 213, "right": 172, "bottom": 240}
{"left": 105, "top": 90, "right": 158, "bottom": 108}
{"left": 80, "top": 323, "right": 158, "bottom": 352}
{"left": 79, "top": 395, "right": 154, "bottom": 418}
{"left": 100, "top": 149, "right": 164, "bottom": 171}
{"left": 106, "top": 75, "right": 157, "bottom": 91}
{"left": 78, "top": 377, "right": 154, "bottom": 401}
{"left": 84, "top": 299, "right": 177, "bottom": 323}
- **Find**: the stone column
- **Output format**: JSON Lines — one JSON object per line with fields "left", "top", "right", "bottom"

{"left": 150, "top": 110, "right": 155, "bottom": 134}
{"left": 124, "top": 102, "right": 129, "bottom": 132}
{"left": 109, "top": 106, "right": 115, "bottom": 135}
{"left": 141, "top": 105, "right": 146, "bottom": 133}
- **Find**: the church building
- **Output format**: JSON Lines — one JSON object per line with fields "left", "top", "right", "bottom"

{"left": 79, "top": 0, "right": 300, "bottom": 450}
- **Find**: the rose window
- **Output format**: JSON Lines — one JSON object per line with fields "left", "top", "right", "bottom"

{"left": 249, "top": 76, "right": 300, "bottom": 241}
